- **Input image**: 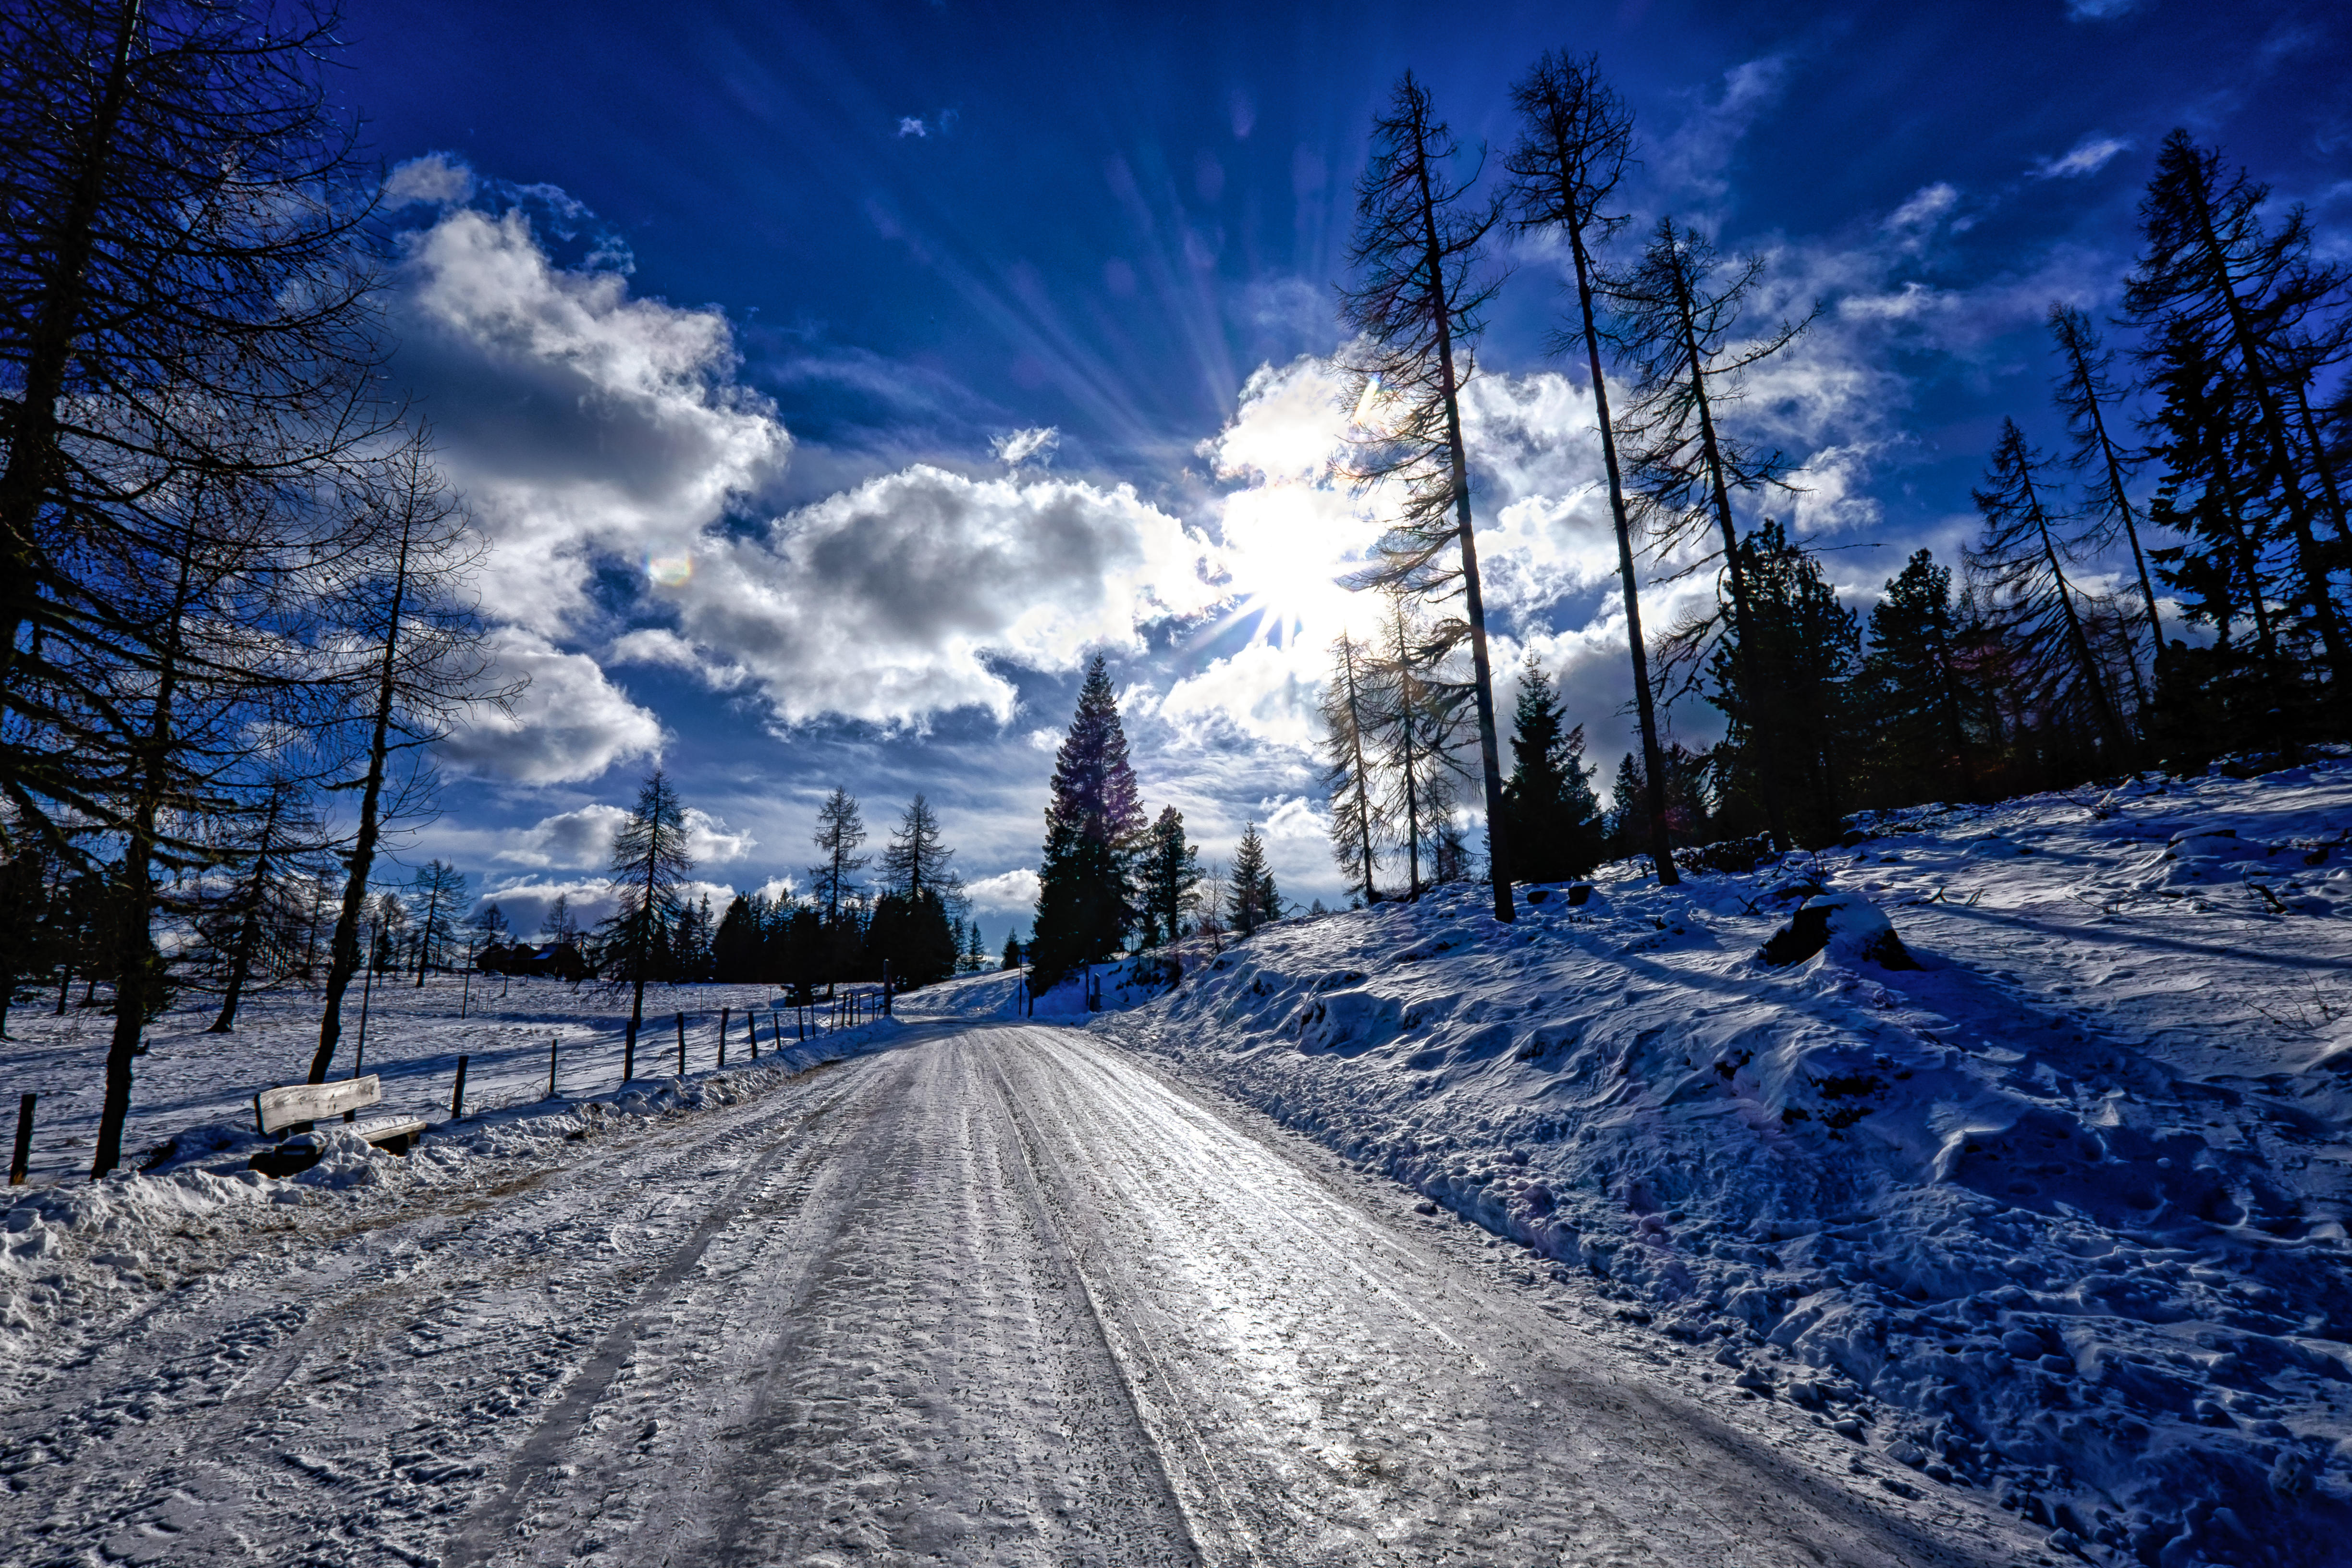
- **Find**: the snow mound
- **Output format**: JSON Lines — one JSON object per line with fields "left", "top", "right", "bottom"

{"left": 1103, "top": 760, "right": 2352, "bottom": 1564}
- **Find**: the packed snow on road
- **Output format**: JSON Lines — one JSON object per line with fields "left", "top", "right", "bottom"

{"left": 1, "top": 760, "right": 2348, "bottom": 1566}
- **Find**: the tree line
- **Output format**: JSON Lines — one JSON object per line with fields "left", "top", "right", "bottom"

{"left": 0, "top": 2, "right": 513, "bottom": 1175}
{"left": 1318, "top": 53, "right": 2352, "bottom": 896}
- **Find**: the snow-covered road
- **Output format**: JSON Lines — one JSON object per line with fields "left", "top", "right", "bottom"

{"left": 1, "top": 1024, "right": 2047, "bottom": 1567}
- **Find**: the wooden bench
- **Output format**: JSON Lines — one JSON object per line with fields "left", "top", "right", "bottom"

{"left": 248, "top": 1076, "right": 428, "bottom": 1177}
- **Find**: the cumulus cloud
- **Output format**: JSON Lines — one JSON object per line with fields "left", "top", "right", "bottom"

{"left": 493, "top": 803, "right": 631, "bottom": 868}
{"left": 991, "top": 426, "right": 1059, "bottom": 466}
{"left": 664, "top": 466, "right": 1218, "bottom": 726}
{"left": 963, "top": 867, "right": 1040, "bottom": 916}
{"left": 2031, "top": 135, "right": 2133, "bottom": 179}
{"left": 390, "top": 201, "right": 791, "bottom": 638}
{"left": 439, "top": 629, "right": 664, "bottom": 785}
{"left": 897, "top": 117, "right": 928, "bottom": 138}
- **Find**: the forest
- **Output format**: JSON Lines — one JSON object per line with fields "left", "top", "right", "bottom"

{"left": 1315, "top": 58, "right": 2352, "bottom": 918}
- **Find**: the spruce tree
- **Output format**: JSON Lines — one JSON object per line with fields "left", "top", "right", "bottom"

{"left": 1856, "top": 551, "right": 1980, "bottom": 806}
{"left": 710, "top": 894, "right": 761, "bottom": 982}
{"left": 1136, "top": 805, "right": 1202, "bottom": 952}
{"left": 1505, "top": 50, "right": 1678, "bottom": 886}
{"left": 1029, "top": 654, "right": 1144, "bottom": 989}
{"left": 1001, "top": 931, "right": 1023, "bottom": 971}
{"left": 1694, "top": 522, "right": 1861, "bottom": 846}
{"left": 2048, "top": 304, "right": 2166, "bottom": 695}
{"left": 1227, "top": 823, "right": 1278, "bottom": 937}
{"left": 1501, "top": 654, "right": 1606, "bottom": 882}
{"left": 2125, "top": 129, "right": 2350, "bottom": 690}
{"left": 1335, "top": 72, "right": 1516, "bottom": 922}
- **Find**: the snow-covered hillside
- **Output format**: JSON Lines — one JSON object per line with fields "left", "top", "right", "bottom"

{"left": 1097, "top": 759, "right": 2352, "bottom": 1567}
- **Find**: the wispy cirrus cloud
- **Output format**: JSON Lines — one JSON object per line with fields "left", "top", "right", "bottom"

{"left": 2031, "top": 134, "right": 2134, "bottom": 179}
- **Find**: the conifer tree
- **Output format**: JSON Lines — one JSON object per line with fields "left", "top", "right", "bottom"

{"left": 1606, "top": 219, "right": 1811, "bottom": 852}
{"left": 1501, "top": 654, "right": 1606, "bottom": 882}
{"left": 1227, "top": 824, "right": 1278, "bottom": 937}
{"left": 1029, "top": 654, "right": 1144, "bottom": 989}
{"left": 808, "top": 788, "right": 869, "bottom": 923}
{"left": 881, "top": 794, "right": 955, "bottom": 899}
{"left": 1335, "top": 72, "right": 1515, "bottom": 922}
{"left": 200, "top": 773, "right": 328, "bottom": 1032}
{"left": 1367, "top": 591, "right": 1462, "bottom": 899}
{"left": 597, "top": 768, "right": 695, "bottom": 1067}
{"left": 1136, "top": 805, "right": 1203, "bottom": 953}
{"left": 1318, "top": 632, "right": 1386, "bottom": 905}
{"left": 1683, "top": 522, "right": 1860, "bottom": 845}
{"left": 962, "top": 920, "right": 987, "bottom": 973}
{"left": 1001, "top": 931, "right": 1023, "bottom": 971}
{"left": 2125, "top": 129, "right": 2351, "bottom": 688}
{"left": 1857, "top": 551, "right": 1980, "bottom": 805}
{"left": 711, "top": 894, "right": 760, "bottom": 982}
{"left": 1505, "top": 50, "right": 1678, "bottom": 886}
{"left": 1968, "top": 419, "right": 2129, "bottom": 759}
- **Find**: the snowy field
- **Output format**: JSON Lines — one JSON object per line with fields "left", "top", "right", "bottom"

{"left": 1050, "top": 758, "right": 2352, "bottom": 1567}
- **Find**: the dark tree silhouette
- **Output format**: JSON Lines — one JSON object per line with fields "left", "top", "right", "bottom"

{"left": 1029, "top": 654, "right": 1143, "bottom": 990}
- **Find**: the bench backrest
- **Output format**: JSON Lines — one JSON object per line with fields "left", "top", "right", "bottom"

{"left": 255, "top": 1075, "right": 381, "bottom": 1135}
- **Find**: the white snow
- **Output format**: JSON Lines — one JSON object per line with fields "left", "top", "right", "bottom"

{"left": 1076, "top": 759, "right": 2352, "bottom": 1565}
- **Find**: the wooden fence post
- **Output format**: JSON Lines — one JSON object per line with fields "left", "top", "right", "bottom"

{"left": 9, "top": 1093, "right": 33, "bottom": 1185}
{"left": 719, "top": 1006, "right": 730, "bottom": 1069}
{"left": 547, "top": 1037, "right": 559, "bottom": 1100}
{"left": 675, "top": 1011, "right": 686, "bottom": 1076}
{"left": 451, "top": 1055, "right": 469, "bottom": 1120}
{"left": 747, "top": 1010, "right": 758, "bottom": 1060}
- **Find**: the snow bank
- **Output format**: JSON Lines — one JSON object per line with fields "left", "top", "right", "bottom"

{"left": 0, "top": 1017, "right": 902, "bottom": 1363}
{"left": 1102, "top": 761, "right": 2352, "bottom": 1566}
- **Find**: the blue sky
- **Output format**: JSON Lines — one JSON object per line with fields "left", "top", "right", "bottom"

{"left": 348, "top": 0, "right": 2352, "bottom": 940}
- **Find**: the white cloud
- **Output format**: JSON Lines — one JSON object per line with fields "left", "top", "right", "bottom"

{"left": 664, "top": 466, "right": 1219, "bottom": 726}
{"left": 897, "top": 117, "right": 928, "bottom": 138}
{"left": 992, "top": 426, "right": 1059, "bottom": 466}
{"left": 1885, "top": 182, "right": 1960, "bottom": 242}
{"left": 1655, "top": 58, "right": 1791, "bottom": 212}
{"left": 384, "top": 153, "right": 475, "bottom": 209}
{"left": 607, "top": 627, "right": 703, "bottom": 671}
{"left": 2030, "top": 135, "right": 2133, "bottom": 179}
{"left": 494, "top": 803, "right": 631, "bottom": 869}
{"left": 963, "top": 867, "right": 1040, "bottom": 916}
{"left": 2064, "top": 0, "right": 2138, "bottom": 19}
{"left": 683, "top": 808, "right": 756, "bottom": 866}
{"left": 391, "top": 203, "right": 792, "bottom": 638}
{"left": 472, "top": 876, "right": 616, "bottom": 937}
{"left": 438, "top": 628, "right": 664, "bottom": 785}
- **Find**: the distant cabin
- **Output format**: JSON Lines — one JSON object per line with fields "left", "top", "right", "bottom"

{"left": 476, "top": 939, "right": 592, "bottom": 982}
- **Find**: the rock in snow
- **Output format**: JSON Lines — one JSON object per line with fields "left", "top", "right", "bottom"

{"left": 1756, "top": 892, "right": 1921, "bottom": 969}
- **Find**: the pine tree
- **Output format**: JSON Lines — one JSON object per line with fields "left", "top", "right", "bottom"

{"left": 1001, "top": 931, "right": 1023, "bottom": 971}
{"left": 596, "top": 769, "right": 695, "bottom": 1066}
{"left": 1227, "top": 824, "right": 1278, "bottom": 937}
{"left": 1501, "top": 654, "right": 1606, "bottom": 882}
{"left": 1690, "top": 522, "right": 1861, "bottom": 846}
{"left": 1606, "top": 219, "right": 1812, "bottom": 852}
{"left": 868, "top": 888, "right": 957, "bottom": 989}
{"left": 1136, "top": 806, "right": 1202, "bottom": 952}
{"left": 711, "top": 894, "right": 760, "bottom": 983}
{"left": 2125, "top": 129, "right": 2350, "bottom": 690}
{"left": 1505, "top": 50, "right": 1678, "bottom": 886}
{"left": 1856, "top": 551, "right": 1980, "bottom": 806}
{"left": 1335, "top": 72, "right": 1516, "bottom": 922}
{"left": 881, "top": 795, "right": 955, "bottom": 898}
{"left": 962, "top": 920, "right": 988, "bottom": 973}
{"left": 1029, "top": 654, "right": 1145, "bottom": 990}
{"left": 808, "top": 788, "right": 869, "bottom": 923}
{"left": 1318, "top": 632, "right": 1386, "bottom": 905}
{"left": 1968, "top": 419, "right": 2130, "bottom": 761}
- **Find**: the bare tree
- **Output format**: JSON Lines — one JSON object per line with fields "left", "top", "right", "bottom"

{"left": 406, "top": 858, "right": 466, "bottom": 984}
{"left": 2047, "top": 304, "right": 2165, "bottom": 698}
{"left": 1504, "top": 49, "right": 1678, "bottom": 886}
{"left": 601, "top": 768, "right": 695, "bottom": 1072}
{"left": 809, "top": 787, "right": 869, "bottom": 923}
{"left": 880, "top": 794, "right": 954, "bottom": 899}
{"left": 1335, "top": 71, "right": 1514, "bottom": 923}
{"left": 1605, "top": 218, "right": 1812, "bottom": 852}
{"left": 1318, "top": 631, "right": 1386, "bottom": 905}
{"left": 309, "top": 434, "right": 503, "bottom": 1084}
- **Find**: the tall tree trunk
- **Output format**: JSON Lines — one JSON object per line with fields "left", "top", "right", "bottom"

{"left": 92, "top": 510, "right": 193, "bottom": 1179}
{"left": 1337, "top": 639, "right": 1381, "bottom": 901}
{"left": 2019, "top": 466, "right": 2127, "bottom": 753}
{"left": 310, "top": 522, "right": 414, "bottom": 1084}
{"left": 2060, "top": 331, "right": 2169, "bottom": 684}
{"left": 1409, "top": 130, "right": 1512, "bottom": 922}
{"left": 1552, "top": 143, "right": 1678, "bottom": 885}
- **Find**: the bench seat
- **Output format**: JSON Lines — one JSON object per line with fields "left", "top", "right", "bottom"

{"left": 247, "top": 1113, "right": 430, "bottom": 1177}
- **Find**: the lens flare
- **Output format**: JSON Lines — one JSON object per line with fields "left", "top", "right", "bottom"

{"left": 646, "top": 554, "right": 693, "bottom": 588}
